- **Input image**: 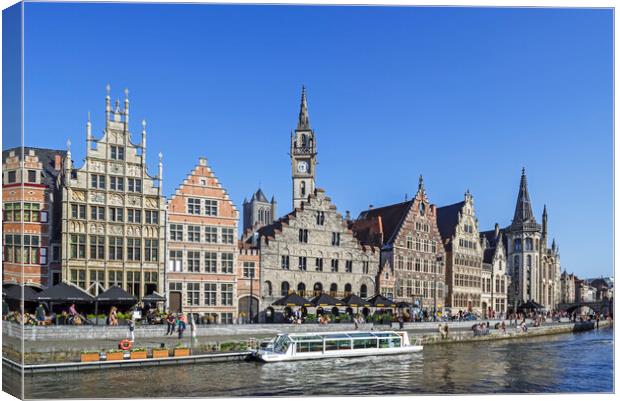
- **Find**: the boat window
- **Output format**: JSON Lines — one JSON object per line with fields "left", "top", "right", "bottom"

{"left": 379, "top": 337, "right": 401, "bottom": 348}
{"left": 274, "top": 336, "right": 291, "bottom": 353}
{"left": 325, "top": 339, "right": 352, "bottom": 351}
{"left": 296, "top": 341, "right": 323, "bottom": 353}
{"left": 353, "top": 338, "right": 378, "bottom": 349}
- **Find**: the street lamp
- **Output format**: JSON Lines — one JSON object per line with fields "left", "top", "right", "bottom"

{"left": 434, "top": 255, "right": 443, "bottom": 322}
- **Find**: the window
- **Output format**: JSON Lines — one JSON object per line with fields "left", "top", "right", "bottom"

{"left": 362, "top": 261, "right": 369, "bottom": 274}
{"left": 360, "top": 284, "right": 368, "bottom": 298}
{"left": 204, "top": 283, "right": 217, "bottom": 305}
{"left": 70, "top": 269, "right": 86, "bottom": 289}
{"left": 525, "top": 238, "right": 533, "bottom": 251}
{"left": 221, "top": 312, "right": 234, "bottom": 324}
{"left": 127, "top": 208, "right": 141, "bottom": 223}
{"left": 110, "top": 145, "right": 125, "bottom": 160}
{"left": 204, "top": 199, "right": 218, "bottom": 216}
{"left": 27, "top": 170, "right": 37, "bottom": 183}
{"left": 52, "top": 245, "right": 60, "bottom": 262}
{"left": 204, "top": 226, "right": 218, "bottom": 243}
{"left": 315, "top": 258, "right": 323, "bottom": 271}
{"left": 281, "top": 255, "right": 290, "bottom": 270}
{"left": 145, "top": 210, "right": 159, "bottom": 225}
{"left": 110, "top": 176, "right": 124, "bottom": 191}
{"left": 19, "top": 235, "right": 41, "bottom": 264}
{"left": 145, "top": 239, "right": 159, "bottom": 261}
{"left": 204, "top": 252, "right": 217, "bottom": 273}
{"left": 415, "top": 238, "right": 421, "bottom": 251}
{"left": 331, "top": 232, "right": 341, "bottom": 246}
{"left": 331, "top": 259, "right": 339, "bottom": 272}
{"left": 108, "top": 270, "right": 123, "bottom": 288}
{"left": 127, "top": 178, "right": 142, "bottom": 193}
{"left": 406, "top": 236, "right": 413, "bottom": 249}
{"left": 170, "top": 224, "right": 183, "bottom": 241}
{"left": 127, "top": 271, "right": 140, "bottom": 295}
{"left": 431, "top": 240, "right": 436, "bottom": 253}
{"left": 221, "top": 228, "right": 234, "bottom": 244}
{"left": 24, "top": 203, "right": 41, "bottom": 222}
{"left": 345, "top": 260, "right": 353, "bottom": 273}
{"left": 423, "top": 239, "right": 429, "bottom": 252}
{"left": 396, "top": 255, "right": 404, "bottom": 270}
{"left": 243, "top": 262, "right": 255, "bottom": 278}
{"left": 187, "top": 198, "right": 201, "bottom": 214}
{"left": 71, "top": 204, "right": 86, "bottom": 219}
{"left": 91, "top": 174, "right": 105, "bottom": 189}
{"left": 91, "top": 206, "right": 105, "bottom": 220}
{"left": 70, "top": 234, "right": 86, "bottom": 259}
{"left": 298, "top": 256, "right": 307, "bottom": 271}
{"left": 514, "top": 239, "right": 522, "bottom": 252}
{"left": 415, "top": 258, "right": 421, "bottom": 272}
{"left": 329, "top": 283, "right": 338, "bottom": 297}
{"left": 221, "top": 283, "right": 233, "bottom": 305}
{"left": 300, "top": 181, "right": 306, "bottom": 197}
{"left": 299, "top": 229, "right": 308, "bottom": 243}
{"left": 187, "top": 283, "right": 200, "bottom": 306}
{"left": 7, "top": 171, "right": 16, "bottom": 183}
{"left": 89, "top": 236, "right": 105, "bottom": 259}
{"left": 187, "top": 251, "right": 200, "bottom": 272}
{"left": 127, "top": 238, "right": 141, "bottom": 261}
{"left": 316, "top": 211, "right": 325, "bottom": 225}
{"left": 281, "top": 281, "right": 290, "bottom": 296}
{"left": 169, "top": 251, "right": 183, "bottom": 272}
{"left": 109, "top": 207, "right": 124, "bottom": 222}
{"left": 221, "top": 253, "right": 234, "bottom": 273}
{"left": 89, "top": 270, "right": 105, "bottom": 294}
{"left": 109, "top": 237, "right": 123, "bottom": 260}
{"left": 188, "top": 225, "right": 201, "bottom": 242}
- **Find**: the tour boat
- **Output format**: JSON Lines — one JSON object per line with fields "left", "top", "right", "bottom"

{"left": 255, "top": 331, "right": 422, "bottom": 362}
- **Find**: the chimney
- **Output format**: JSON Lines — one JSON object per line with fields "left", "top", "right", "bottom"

{"left": 54, "top": 154, "right": 62, "bottom": 171}
{"left": 345, "top": 210, "right": 351, "bottom": 221}
{"left": 494, "top": 223, "right": 500, "bottom": 237}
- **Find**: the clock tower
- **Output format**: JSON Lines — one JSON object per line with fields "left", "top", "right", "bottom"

{"left": 290, "top": 86, "right": 317, "bottom": 209}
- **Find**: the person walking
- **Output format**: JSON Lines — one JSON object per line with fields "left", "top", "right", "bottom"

{"left": 128, "top": 318, "right": 135, "bottom": 341}
{"left": 35, "top": 303, "right": 46, "bottom": 325}
{"left": 166, "top": 312, "right": 176, "bottom": 335}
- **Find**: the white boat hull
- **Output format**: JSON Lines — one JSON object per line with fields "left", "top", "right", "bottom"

{"left": 257, "top": 345, "right": 423, "bottom": 362}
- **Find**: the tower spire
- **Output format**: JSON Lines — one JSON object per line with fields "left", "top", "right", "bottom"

{"left": 418, "top": 174, "right": 425, "bottom": 193}
{"left": 297, "top": 85, "right": 310, "bottom": 130}
{"left": 512, "top": 167, "right": 536, "bottom": 226}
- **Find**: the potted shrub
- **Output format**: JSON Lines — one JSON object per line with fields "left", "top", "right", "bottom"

{"left": 80, "top": 350, "right": 100, "bottom": 363}
{"left": 130, "top": 347, "right": 147, "bottom": 360}
{"left": 105, "top": 349, "right": 125, "bottom": 361}
{"left": 152, "top": 346, "right": 169, "bottom": 359}
{"left": 174, "top": 344, "right": 190, "bottom": 357}
{"left": 116, "top": 312, "right": 127, "bottom": 325}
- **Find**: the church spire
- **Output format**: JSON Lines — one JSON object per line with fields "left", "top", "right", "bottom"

{"left": 512, "top": 167, "right": 536, "bottom": 226}
{"left": 297, "top": 86, "right": 310, "bottom": 130}
{"left": 542, "top": 204, "right": 548, "bottom": 239}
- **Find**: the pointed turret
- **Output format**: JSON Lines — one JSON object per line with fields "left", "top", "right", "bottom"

{"left": 418, "top": 174, "right": 425, "bottom": 194}
{"left": 542, "top": 204, "right": 548, "bottom": 241}
{"left": 297, "top": 86, "right": 310, "bottom": 130}
{"left": 512, "top": 168, "right": 536, "bottom": 226}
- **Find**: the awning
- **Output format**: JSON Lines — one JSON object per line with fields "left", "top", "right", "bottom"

{"left": 309, "top": 293, "right": 343, "bottom": 307}
{"left": 272, "top": 292, "right": 311, "bottom": 307}
{"left": 395, "top": 301, "right": 412, "bottom": 308}
{"left": 96, "top": 286, "right": 137, "bottom": 303}
{"left": 340, "top": 294, "right": 370, "bottom": 307}
{"left": 141, "top": 292, "right": 166, "bottom": 302}
{"left": 35, "top": 282, "right": 94, "bottom": 303}
{"left": 366, "top": 294, "right": 396, "bottom": 308}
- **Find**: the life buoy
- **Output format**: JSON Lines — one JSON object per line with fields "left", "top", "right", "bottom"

{"left": 119, "top": 339, "right": 133, "bottom": 350}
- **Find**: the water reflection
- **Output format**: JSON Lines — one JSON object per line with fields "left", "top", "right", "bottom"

{"left": 10, "top": 327, "right": 613, "bottom": 398}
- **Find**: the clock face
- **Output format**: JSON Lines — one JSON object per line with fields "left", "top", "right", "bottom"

{"left": 297, "top": 161, "right": 309, "bottom": 173}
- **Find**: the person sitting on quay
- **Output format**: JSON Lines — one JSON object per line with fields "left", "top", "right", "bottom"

{"left": 165, "top": 311, "right": 176, "bottom": 335}
{"left": 35, "top": 303, "right": 46, "bottom": 326}
{"left": 500, "top": 320, "right": 507, "bottom": 334}
{"left": 108, "top": 306, "right": 119, "bottom": 326}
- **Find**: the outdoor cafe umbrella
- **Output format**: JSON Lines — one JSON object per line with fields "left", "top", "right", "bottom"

{"left": 340, "top": 294, "right": 370, "bottom": 307}
{"left": 141, "top": 292, "right": 166, "bottom": 303}
{"left": 95, "top": 286, "right": 137, "bottom": 324}
{"left": 309, "top": 293, "right": 343, "bottom": 307}
{"left": 35, "top": 282, "right": 94, "bottom": 303}
{"left": 366, "top": 294, "right": 396, "bottom": 308}
{"left": 396, "top": 301, "right": 412, "bottom": 308}
{"left": 3, "top": 285, "right": 39, "bottom": 302}
{"left": 272, "top": 292, "right": 311, "bottom": 307}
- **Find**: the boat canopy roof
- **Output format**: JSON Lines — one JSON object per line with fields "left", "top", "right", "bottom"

{"left": 282, "top": 331, "right": 402, "bottom": 342}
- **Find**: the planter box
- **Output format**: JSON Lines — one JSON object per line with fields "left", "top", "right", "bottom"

{"left": 106, "top": 352, "right": 124, "bottom": 361}
{"left": 130, "top": 351, "right": 147, "bottom": 360}
{"left": 152, "top": 349, "right": 169, "bottom": 359}
{"left": 174, "top": 348, "right": 190, "bottom": 357}
{"left": 80, "top": 353, "right": 100, "bottom": 363}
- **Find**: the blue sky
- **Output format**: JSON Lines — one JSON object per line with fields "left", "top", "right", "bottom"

{"left": 9, "top": 4, "right": 613, "bottom": 278}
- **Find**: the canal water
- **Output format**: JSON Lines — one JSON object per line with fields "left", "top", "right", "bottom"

{"left": 7, "top": 327, "right": 614, "bottom": 398}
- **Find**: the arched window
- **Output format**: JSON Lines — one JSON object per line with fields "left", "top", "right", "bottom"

{"left": 344, "top": 283, "right": 352, "bottom": 296}
{"left": 264, "top": 280, "right": 273, "bottom": 297}
{"left": 313, "top": 282, "right": 323, "bottom": 297}
{"left": 301, "top": 181, "right": 306, "bottom": 197}
{"left": 301, "top": 134, "right": 307, "bottom": 147}
{"left": 360, "top": 284, "right": 368, "bottom": 298}
{"left": 330, "top": 283, "right": 338, "bottom": 297}
{"left": 297, "top": 282, "right": 306, "bottom": 297}
{"left": 258, "top": 209, "right": 264, "bottom": 223}
{"left": 514, "top": 239, "right": 522, "bottom": 252}
{"left": 266, "top": 210, "right": 271, "bottom": 223}
{"left": 525, "top": 238, "right": 533, "bottom": 251}
{"left": 281, "top": 281, "right": 290, "bottom": 296}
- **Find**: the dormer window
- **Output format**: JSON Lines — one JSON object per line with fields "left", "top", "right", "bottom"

{"left": 110, "top": 145, "right": 125, "bottom": 160}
